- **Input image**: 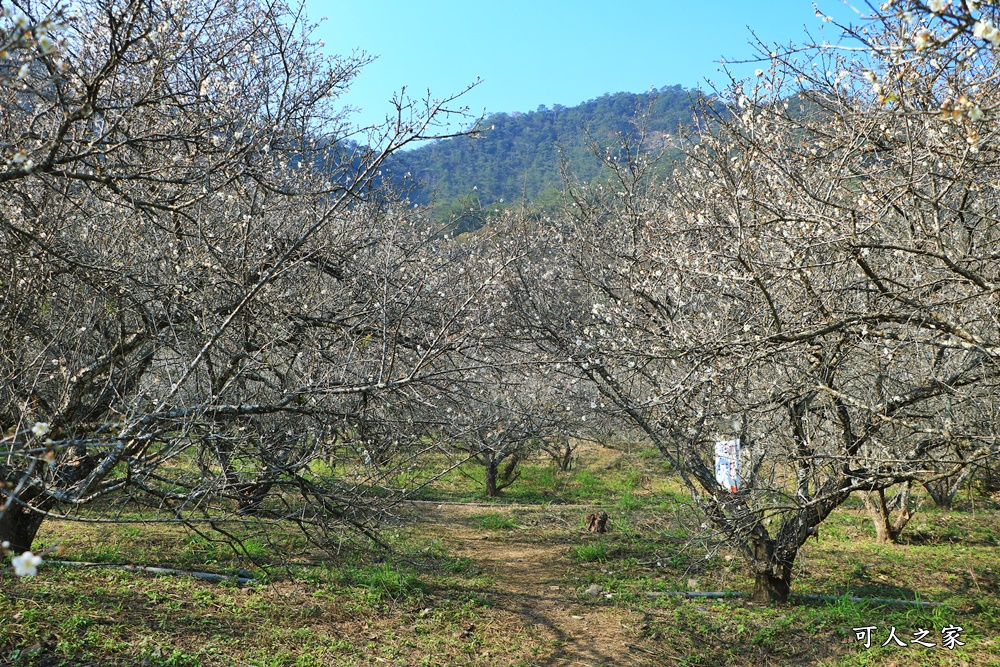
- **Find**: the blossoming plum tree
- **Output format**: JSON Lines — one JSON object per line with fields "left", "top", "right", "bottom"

{"left": 507, "top": 9, "right": 1000, "bottom": 601}
{"left": 0, "top": 0, "right": 488, "bottom": 558}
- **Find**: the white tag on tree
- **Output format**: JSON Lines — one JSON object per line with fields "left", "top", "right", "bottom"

{"left": 714, "top": 438, "right": 741, "bottom": 492}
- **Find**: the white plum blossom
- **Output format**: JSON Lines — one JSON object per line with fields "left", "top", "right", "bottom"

{"left": 928, "top": 0, "right": 949, "bottom": 12}
{"left": 11, "top": 551, "right": 43, "bottom": 577}
{"left": 30, "top": 422, "right": 51, "bottom": 438}
{"left": 38, "top": 35, "right": 56, "bottom": 54}
{"left": 973, "top": 20, "right": 1000, "bottom": 46}
{"left": 969, "top": 106, "right": 984, "bottom": 121}
{"left": 913, "top": 27, "right": 933, "bottom": 51}
{"left": 755, "top": 69, "right": 764, "bottom": 77}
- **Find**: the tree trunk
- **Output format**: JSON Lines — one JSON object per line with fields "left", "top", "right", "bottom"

{"left": 484, "top": 459, "right": 499, "bottom": 497}
{"left": 862, "top": 484, "right": 913, "bottom": 544}
{"left": 482, "top": 453, "right": 521, "bottom": 497}
{"left": 559, "top": 446, "right": 573, "bottom": 472}
{"left": 0, "top": 494, "right": 52, "bottom": 553}
{"left": 500, "top": 455, "right": 520, "bottom": 484}
{"left": 752, "top": 568, "right": 791, "bottom": 603}
{"left": 1, "top": 447, "right": 94, "bottom": 552}
{"left": 922, "top": 466, "right": 975, "bottom": 510}
{"left": 495, "top": 457, "right": 521, "bottom": 494}
{"left": 544, "top": 439, "right": 576, "bottom": 471}
{"left": 922, "top": 481, "right": 953, "bottom": 510}
{"left": 749, "top": 532, "right": 792, "bottom": 602}
{"left": 236, "top": 480, "right": 274, "bottom": 515}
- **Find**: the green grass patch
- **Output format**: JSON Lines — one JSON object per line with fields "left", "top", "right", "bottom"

{"left": 473, "top": 512, "right": 519, "bottom": 530}
{"left": 571, "top": 541, "right": 614, "bottom": 563}
{"left": 343, "top": 561, "right": 425, "bottom": 601}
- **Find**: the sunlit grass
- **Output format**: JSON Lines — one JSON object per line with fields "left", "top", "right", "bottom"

{"left": 5, "top": 443, "right": 998, "bottom": 666}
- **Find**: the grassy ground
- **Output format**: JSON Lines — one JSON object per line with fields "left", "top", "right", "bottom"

{"left": 2, "top": 444, "right": 997, "bottom": 666}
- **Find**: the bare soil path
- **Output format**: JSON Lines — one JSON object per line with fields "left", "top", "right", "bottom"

{"left": 411, "top": 503, "right": 662, "bottom": 666}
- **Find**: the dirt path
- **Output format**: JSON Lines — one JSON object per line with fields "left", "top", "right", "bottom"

{"left": 414, "top": 504, "right": 659, "bottom": 666}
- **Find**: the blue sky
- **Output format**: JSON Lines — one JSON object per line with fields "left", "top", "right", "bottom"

{"left": 311, "top": 1, "right": 860, "bottom": 135}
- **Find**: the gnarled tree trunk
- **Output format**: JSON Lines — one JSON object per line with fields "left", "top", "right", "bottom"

{"left": 0, "top": 488, "right": 53, "bottom": 554}
{"left": 752, "top": 568, "right": 792, "bottom": 603}
{"left": 483, "top": 455, "right": 522, "bottom": 497}
{"left": 1, "top": 445, "right": 95, "bottom": 552}
{"left": 749, "top": 531, "right": 792, "bottom": 603}
{"left": 542, "top": 437, "right": 577, "bottom": 471}
{"left": 861, "top": 483, "right": 915, "bottom": 544}
{"left": 922, "top": 468, "right": 975, "bottom": 510}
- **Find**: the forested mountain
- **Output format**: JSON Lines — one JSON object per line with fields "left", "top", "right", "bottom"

{"left": 382, "top": 85, "right": 702, "bottom": 220}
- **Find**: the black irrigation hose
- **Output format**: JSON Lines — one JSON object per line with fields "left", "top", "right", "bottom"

{"left": 48, "top": 560, "right": 255, "bottom": 584}
{"left": 642, "top": 591, "right": 942, "bottom": 607}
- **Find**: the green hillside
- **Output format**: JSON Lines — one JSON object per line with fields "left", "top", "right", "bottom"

{"left": 383, "top": 85, "right": 702, "bottom": 223}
